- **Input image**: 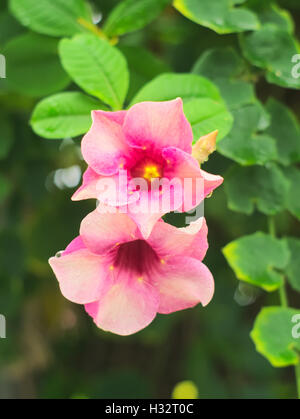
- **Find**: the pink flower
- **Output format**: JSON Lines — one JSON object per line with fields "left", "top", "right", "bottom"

{"left": 72, "top": 99, "right": 223, "bottom": 238}
{"left": 49, "top": 210, "right": 214, "bottom": 336}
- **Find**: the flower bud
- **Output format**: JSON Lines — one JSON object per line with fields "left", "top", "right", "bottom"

{"left": 192, "top": 130, "right": 218, "bottom": 164}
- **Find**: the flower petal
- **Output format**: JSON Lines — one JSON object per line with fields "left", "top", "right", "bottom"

{"left": 85, "top": 270, "right": 159, "bottom": 336}
{"left": 148, "top": 217, "right": 208, "bottom": 262}
{"left": 126, "top": 189, "right": 168, "bottom": 239}
{"left": 64, "top": 236, "right": 86, "bottom": 254}
{"left": 80, "top": 209, "right": 140, "bottom": 255}
{"left": 156, "top": 256, "right": 214, "bottom": 314}
{"left": 49, "top": 237, "right": 110, "bottom": 304}
{"left": 93, "top": 109, "right": 127, "bottom": 126}
{"left": 81, "top": 110, "right": 130, "bottom": 176}
{"left": 163, "top": 147, "right": 223, "bottom": 212}
{"left": 127, "top": 208, "right": 163, "bottom": 241}
{"left": 200, "top": 168, "right": 224, "bottom": 197}
{"left": 123, "top": 98, "right": 193, "bottom": 154}
{"left": 72, "top": 167, "right": 139, "bottom": 206}
{"left": 72, "top": 167, "right": 102, "bottom": 201}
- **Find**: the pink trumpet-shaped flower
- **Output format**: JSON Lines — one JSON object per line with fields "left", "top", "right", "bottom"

{"left": 49, "top": 210, "right": 214, "bottom": 336}
{"left": 72, "top": 99, "right": 223, "bottom": 238}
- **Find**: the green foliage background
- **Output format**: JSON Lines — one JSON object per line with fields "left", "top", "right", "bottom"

{"left": 0, "top": 0, "right": 300, "bottom": 398}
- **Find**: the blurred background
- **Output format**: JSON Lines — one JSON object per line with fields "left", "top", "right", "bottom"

{"left": 0, "top": 0, "right": 300, "bottom": 398}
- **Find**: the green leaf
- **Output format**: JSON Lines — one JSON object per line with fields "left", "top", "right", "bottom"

{"left": 223, "top": 232, "right": 290, "bottom": 291}
{"left": 30, "top": 92, "right": 105, "bottom": 140}
{"left": 192, "top": 47, "right": 246, "bottom": 80}
{"left": 255, "top": 101, "right": 271, "bottom": 131}
{"left": 285, "top": 166, "right": 300, "bottom": 221}
{"left": 285, "top": 238, "right": 300, "bottom": 293}
{"left": 265, "top": 98, "right": 300, "bottom": 166}
{"left": 3, "top": 33, "right": 70, "bottom": 97}
{"left": 59, "top": 34, "right": 129, "bottom": 110}
{"left": 118, "top": 45, "right": 171, "bottom": 102}
{"left": 214, "top": 79, "right": 256, "bottom": 111}
{"left": 225, "top": 164, "right": 289, "bottom": 215}
{"left": 9, "top": 0, "right": 92, "bottom": 37}
{"left": 0, "top": 116, "right": 14, "bottom": 160}
{"left": 183, "top": 98, "right": 233, "bottom": 142}
{"left": 130, "top": 73, "right": 233, "bottom": 141}
{"left": 0, "top": 11, "right": 24, "bottom": 47}
{"left": 173, "top": 0, "right": 259, "bottom": 34}
{"left": 240, "top": 25, "right": 300, "bottom": 89}
{"left": 251, "top": 306, "right": 300, "bottom": 367}
{"left": 103, "top": 0, "right": 171, "bottom": 37}
{"left": 192, "top": 47, "right": 255, "bottom": 110}
{"left": 131, "top": 73, "right": 222, "bottom": 104}
{"left": 217, "top": 104, "right": 277, "bottom": 165}
{"left": 257, "top": 4, "right": 294, "bottom": 33}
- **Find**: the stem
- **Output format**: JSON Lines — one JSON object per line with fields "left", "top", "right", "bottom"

{"left": 268, "top": 216, "right": 299, "bottom": 398}
{"left": 267, "top": 216, "right": 288, "bottom": 306}
{"left": 268, "top": 216, "right": 276, "bottom": 237}
{"left": 278, "top": 283, "right": 288, "bottom": 307}
{"left": 77, "top": 18, "right": 119, "bottom": 45}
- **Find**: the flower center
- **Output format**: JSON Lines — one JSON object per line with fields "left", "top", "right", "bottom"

{"left": 114, "top": 239, "right": 159, "bottom": 276}
{"left": 131, "top": 157, "right": 163, "bottom": 184}
{"left": 143, "top": 165, "right": 161, "bottom": 180}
